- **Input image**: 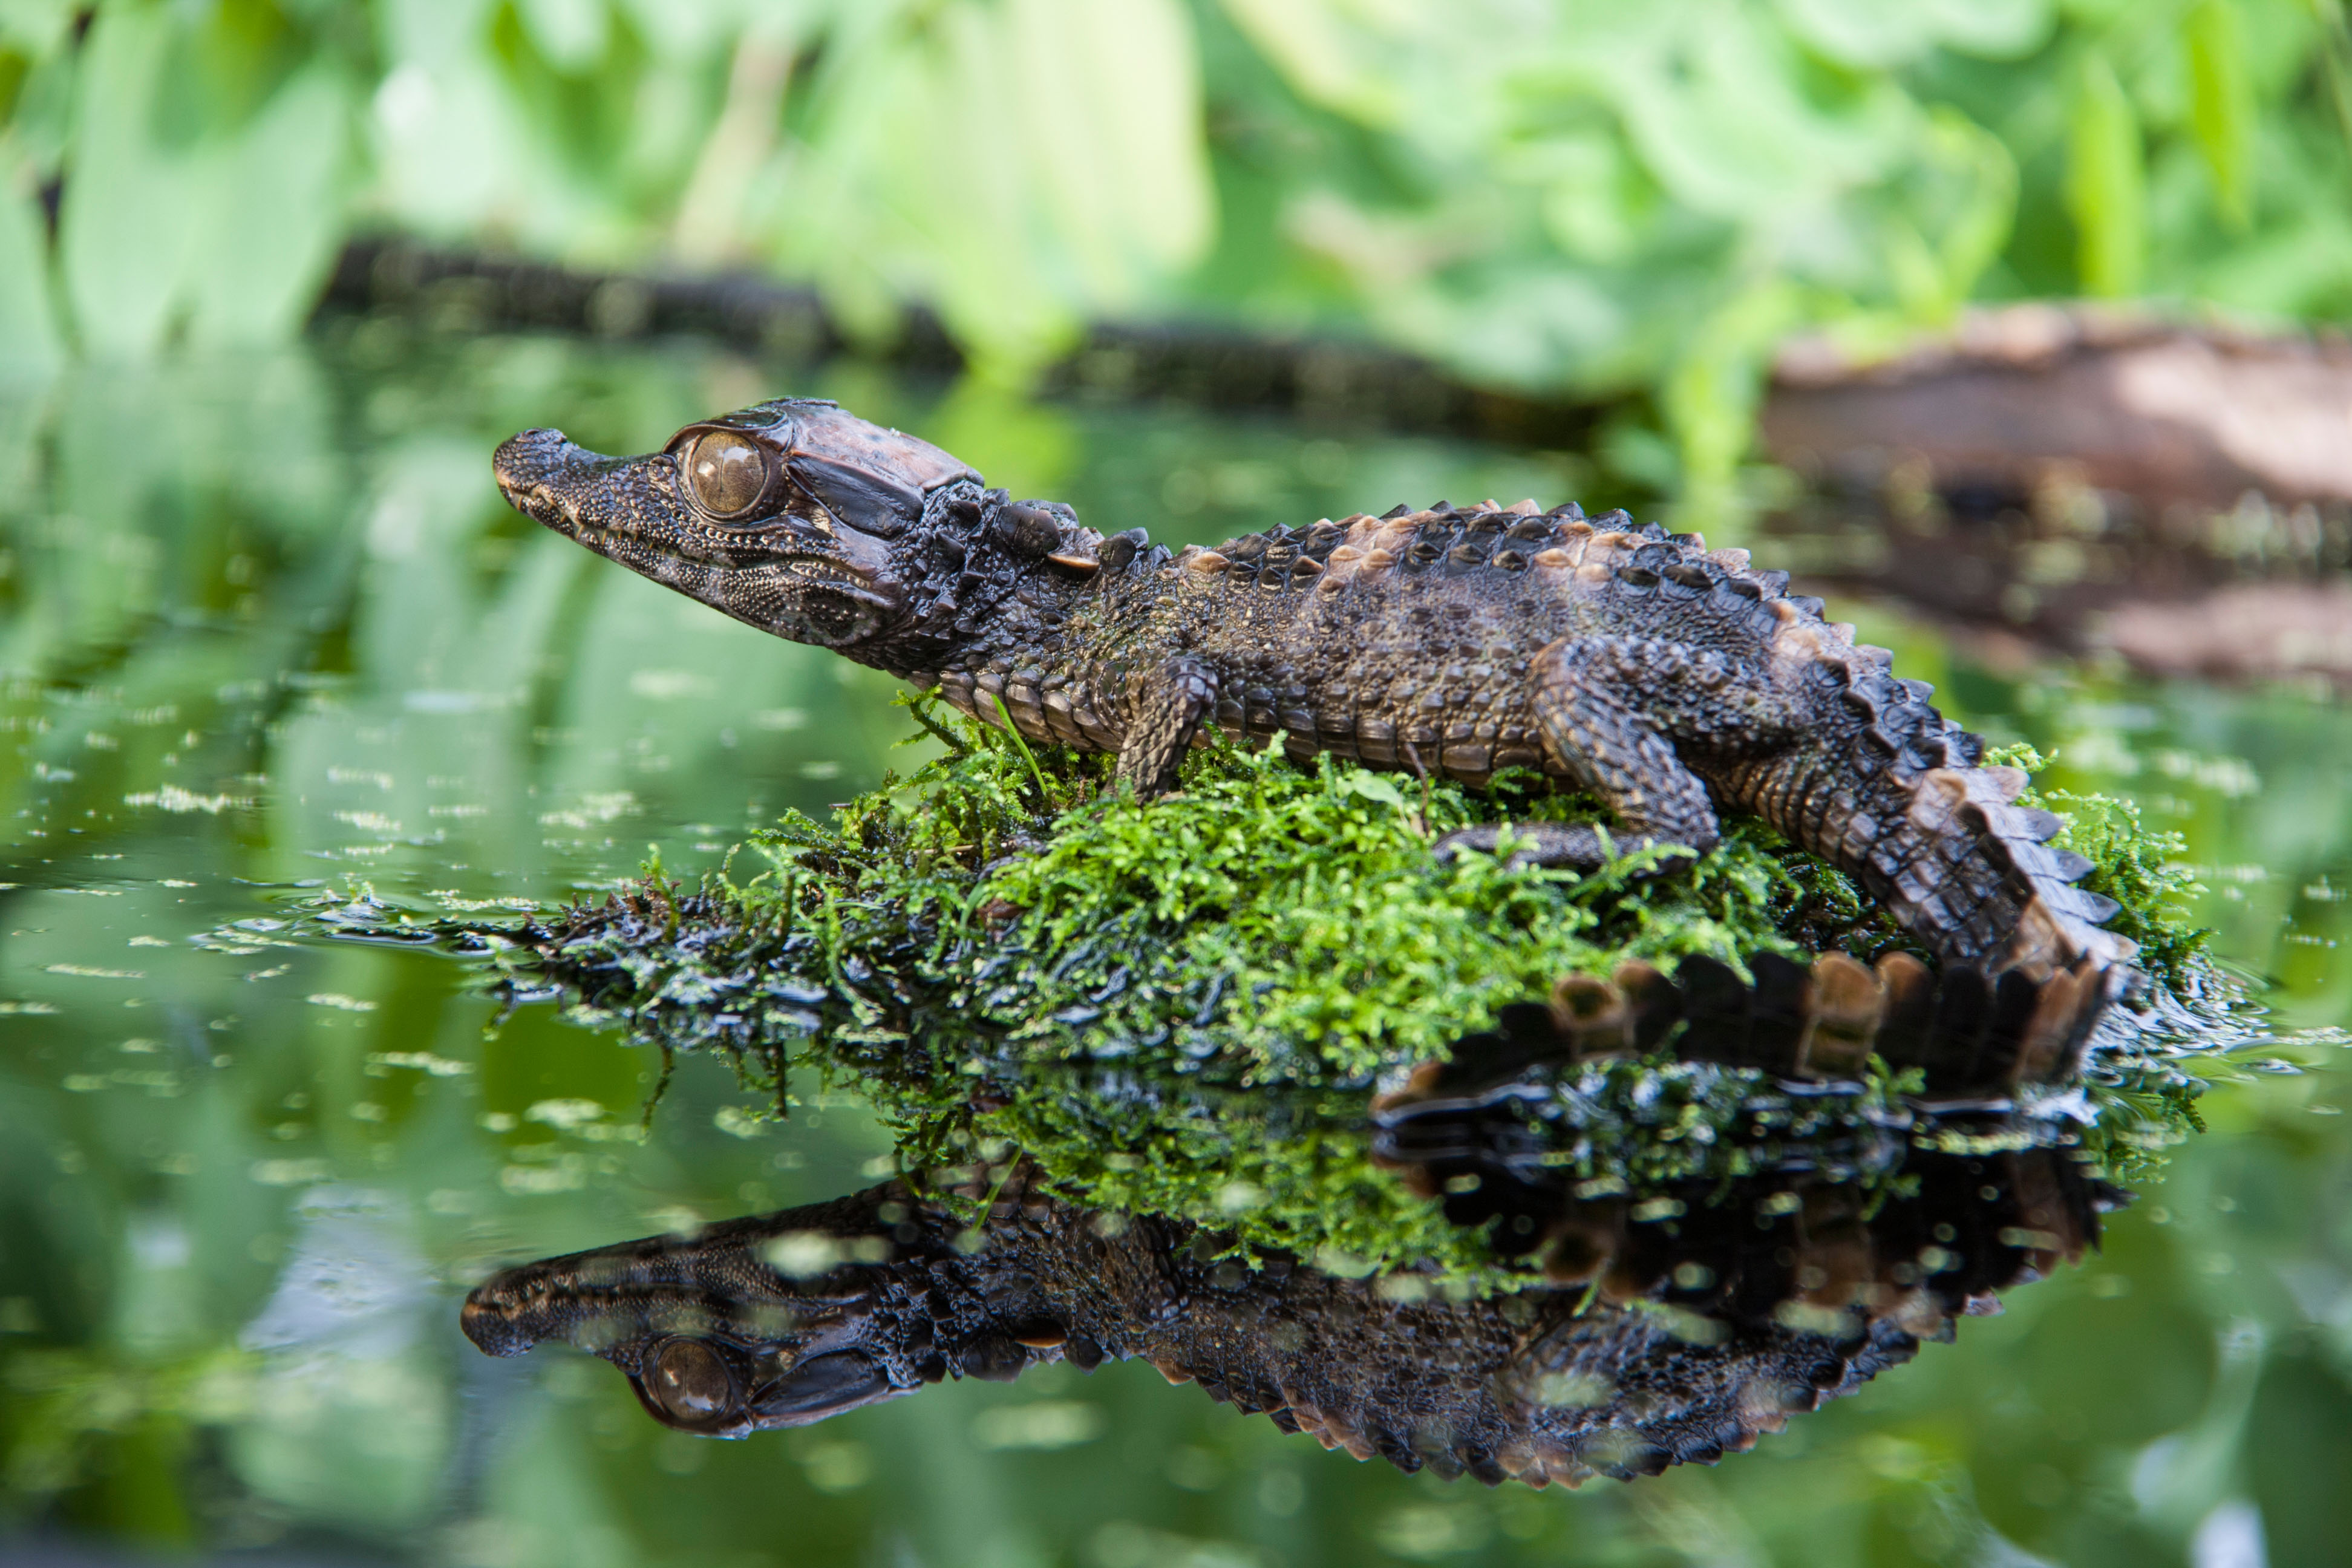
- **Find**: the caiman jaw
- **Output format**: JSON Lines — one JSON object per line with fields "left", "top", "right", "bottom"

{"left": 491, "top": 427, "right": 632, "bottom": 543}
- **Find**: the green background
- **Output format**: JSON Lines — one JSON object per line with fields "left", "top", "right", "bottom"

{"left": 4, "top": 1, "right": 2352, "bottom": 1564}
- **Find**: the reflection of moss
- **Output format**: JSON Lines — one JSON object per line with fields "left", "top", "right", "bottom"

{"left": 456, "top": 699, "right": 2225, "bottom": 1273}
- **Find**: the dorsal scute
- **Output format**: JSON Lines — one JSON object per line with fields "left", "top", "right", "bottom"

{"left": 1241, "top": 501, "right": 1821, "bottom": 607}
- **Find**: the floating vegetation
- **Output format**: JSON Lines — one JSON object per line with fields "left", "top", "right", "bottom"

{"left": 307, "top": 696, "right": 2232, "bottom": 1276}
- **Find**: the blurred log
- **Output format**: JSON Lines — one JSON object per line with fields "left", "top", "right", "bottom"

{"left": 319, "top": 236, "right": 1594, "bottom": 448}
{"left": 1760, "top": 305, "right": 2352, "bottom": 681}
{"left": 1766, "top": 304, "right": 2352, "bottom": 510}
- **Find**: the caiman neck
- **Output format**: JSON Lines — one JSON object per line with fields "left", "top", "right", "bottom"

{"left": 849, "top": 492, "right": 1116, "bottom": 682}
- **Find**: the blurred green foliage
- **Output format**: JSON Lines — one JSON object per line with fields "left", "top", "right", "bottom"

{"left": 5, "top": 0, "right": 2351, "bottom": 518}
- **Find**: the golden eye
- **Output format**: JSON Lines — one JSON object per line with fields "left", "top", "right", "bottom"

{"left": 686, "top": 431, "right": 772, "bottom": 518}
{"left": 645, "top": 1338, "right": 736, "bottom": 1419}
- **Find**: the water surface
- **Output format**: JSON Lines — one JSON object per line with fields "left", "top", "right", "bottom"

{"left": 2, "top": 325, "right": 2348, "bottom": 1566}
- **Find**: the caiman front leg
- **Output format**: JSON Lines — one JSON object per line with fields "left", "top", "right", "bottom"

{"left": 1116, "top": 655, "right": 1221, "bottom": 799}
{"left": 1438, "top": 636, "right": 1789, "bottom": 871}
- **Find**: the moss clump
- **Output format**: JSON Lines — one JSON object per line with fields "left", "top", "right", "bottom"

{"left": 541, "top": 692, "right": 1911, "bottom": 1086}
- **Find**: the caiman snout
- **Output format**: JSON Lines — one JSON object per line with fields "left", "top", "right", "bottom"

{"left": 459, "top": 1289, "right": 544, "bottom": 1358}
{"left": 492, "top": 427, "right": 597, "bottom": 528}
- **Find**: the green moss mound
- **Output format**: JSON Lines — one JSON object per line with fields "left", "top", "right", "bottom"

{"left": 462, "top": 697, "right": 2216, "bottom": 1277}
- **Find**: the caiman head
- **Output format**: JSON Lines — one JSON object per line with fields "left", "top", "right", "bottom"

{"left": 460, "top": 1191, "right": 936, "bottom": 1438}
{"left": 494, "top": 399, "right": 1044, "bottom": 658}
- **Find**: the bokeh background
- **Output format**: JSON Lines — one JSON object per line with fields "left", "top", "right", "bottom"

{"left": 3, "top": 4, "right": 2351, "bottom": 1567}
{"left": 8, "top": 0, "right": 2352, "bottom": 503}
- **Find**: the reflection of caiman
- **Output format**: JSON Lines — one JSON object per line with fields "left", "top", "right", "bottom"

{"left": 463, "top": 1155, "right": 2112, "bottom": 1488}
{"left": 492, "top": 401, "right": 2135, "bottom": 1002}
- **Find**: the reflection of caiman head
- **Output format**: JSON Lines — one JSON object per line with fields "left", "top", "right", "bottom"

{"left": 463, "top": 1149, "right": 2118, "bottom": 1485}
{"left": 461, "top": 1188, "right": 942, "bottom": 1437}
{"left": 491, "top": 400, "right": 981, "bottom": 652}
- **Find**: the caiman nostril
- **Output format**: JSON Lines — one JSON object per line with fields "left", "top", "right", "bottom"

{"left": 459, "top": 1292, "right": 538, "bottom": 1357}
{"left": 491, "top": 428, "right": 573, "bottom": 497}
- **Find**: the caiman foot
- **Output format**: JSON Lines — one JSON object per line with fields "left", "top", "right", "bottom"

{"left": 1432, "top": 822, "right": 1704, "bottom": 872}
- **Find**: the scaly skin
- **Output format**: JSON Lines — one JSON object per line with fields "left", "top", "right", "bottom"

{"left": 492, "top": 399, "right": 2135, "bottom": 990}
{"left": 460, "top": 1157, "right": 2104, "bottom": 1486}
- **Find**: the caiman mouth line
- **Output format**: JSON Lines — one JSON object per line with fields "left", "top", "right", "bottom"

{"left": 500, "top": 474, "right": 880, "bottom": 588}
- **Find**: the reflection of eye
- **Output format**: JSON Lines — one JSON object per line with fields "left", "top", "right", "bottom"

{"left": 644, "top": 1338, "right": 737, "bottom": 1421}
{"left": 685, "top": 432, "right": 773, "bottom": 518}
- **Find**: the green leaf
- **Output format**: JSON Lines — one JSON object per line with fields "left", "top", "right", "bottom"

{"left": 1008, "top": 0, "right": 1214, "bottom": 302}
{"left": 2064, "top": 50, "right": 2145, "bottom": 298}
{"left": 57, "top": 7, "right": 203, "bottom": 357}
{"left": 0, "top": 174, "right": 60, "bottom": 382}
{"left": 2186, "top": 0, "right": 2253, "bottom": 230}
{"left": 183, "top": 67, "right": 352, "bottom": 345}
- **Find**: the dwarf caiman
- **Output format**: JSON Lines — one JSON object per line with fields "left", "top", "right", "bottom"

{"left": 492, "top": 400, "right": 2134, "bottom": 991}
{"left": 462, "top": 1155, "right": 2104, "bottom": 1486}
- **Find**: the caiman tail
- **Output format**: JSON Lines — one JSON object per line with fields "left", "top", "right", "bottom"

{"left": 1717, "top": 612, "right": 2138, "bottom": 993}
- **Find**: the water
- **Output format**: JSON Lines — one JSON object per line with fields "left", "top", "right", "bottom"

{"left": 2, "top": 322, "right": 2348, "bottom": 1567}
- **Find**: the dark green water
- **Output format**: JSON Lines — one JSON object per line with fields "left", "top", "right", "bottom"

{"left": 1, "top": 323, "right": 2348, "bottom": 1567}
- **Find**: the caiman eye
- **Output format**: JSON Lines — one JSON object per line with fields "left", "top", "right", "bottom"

{"left": 685, "top": 431, "right": 773, "bottom": 518}
{"left": 644, "top": 1338, "right": 737, "bottom": 1420}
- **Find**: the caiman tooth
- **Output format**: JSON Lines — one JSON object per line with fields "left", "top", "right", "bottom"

{"left": 1798, "top": 952, "right": 1883, "bottom": 1079}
